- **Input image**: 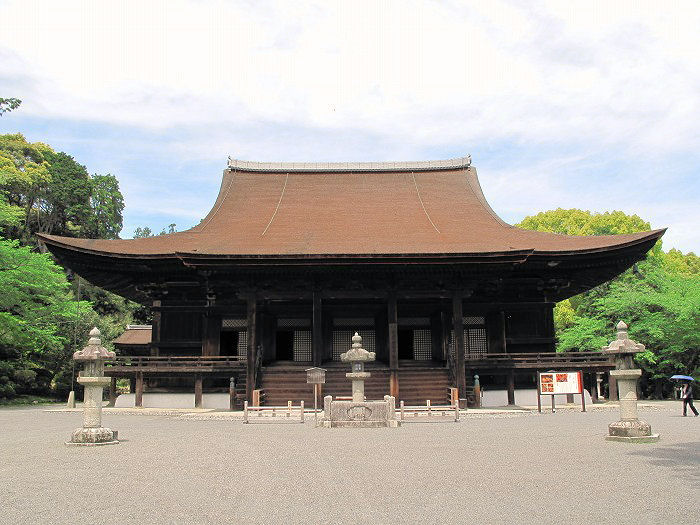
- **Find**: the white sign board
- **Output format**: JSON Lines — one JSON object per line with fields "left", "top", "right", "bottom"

{"left": 538, "top": 371, "right": 582, "bottom": 395}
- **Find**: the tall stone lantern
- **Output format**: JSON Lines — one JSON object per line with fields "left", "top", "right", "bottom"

{"left": 321, "top": 332, "right": 399, "bottom": 428}
{"left": 602, "top": 321, "right": 659, "bottom": 443}
{"left": 341, "top": 332, "right": 375, "bottom": 402}
{"left": 66, "top": 327, "right": 119, "bottom": 446}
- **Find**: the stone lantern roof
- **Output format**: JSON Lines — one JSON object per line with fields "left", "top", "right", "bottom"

{"left": 601, "top": 321, "right": 645, "bottom": 356}
{"left": 73, "top": 327, "right": 116, "bottom": 361}
{"left": 340, "top": 332, "right": 375, "bottom": 363}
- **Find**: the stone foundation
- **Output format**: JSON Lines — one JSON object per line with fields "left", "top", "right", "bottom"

{"left": 322, "top": 396, "right": 400, "bottom": 428}
{"left": 66, "top": 427, "right": 119, "bottom": 446}
{"left": 605, "top": 420, "right": 660, "bottom": 443}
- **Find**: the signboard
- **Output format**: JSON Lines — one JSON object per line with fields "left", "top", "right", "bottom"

{"left": 538, "top": 372, "right": 582, "bottom": 395}
{"left": 537, "top": 370, "right": 585, "bottom": 413}
{"left": 305, "top": 367, "right": 326, "bottom": 384}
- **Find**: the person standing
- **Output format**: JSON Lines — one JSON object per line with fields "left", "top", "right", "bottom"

{"left": 681, "top": 381, "right": 698, "bottom": 417}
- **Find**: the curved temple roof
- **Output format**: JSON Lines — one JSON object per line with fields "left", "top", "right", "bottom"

{"left": 39, "top": 157, "right": 664, "bottom": 260}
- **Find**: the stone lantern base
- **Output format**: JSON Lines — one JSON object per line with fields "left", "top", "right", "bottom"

{"left": 321, "top": 395, "right": 400, "bottom": 428}
{"left": 66, "top": 427, "right": 119, "bottom": 447}
{"left": 605, "top": 421, "right": 659, "bottom": 443}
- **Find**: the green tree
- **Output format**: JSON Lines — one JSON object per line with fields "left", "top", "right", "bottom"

{"left": 1, "top": 134, "right": 126, "bottom": 244}
{"left": 517, "top": 209, "right": 699, "bottom": 397}
{"left": 133, "top": 226, "right": 153, "bottom": 238}
{"left": 0, "top": 98, "right": 21, "bottom": 116}
{"left": 133, "top": 224, "right": 176, "bottom": 238}
{"left": 0, "top": 133, "right": 53, "bottom": 242}
{"left": 33, "top": 150, "right": 93, "bottom": 237}
{"left": 0, "top": 238, "right": 92, "bottom": 398}
{"left": 85, "top": 174, "right": 124, "bottom": 239}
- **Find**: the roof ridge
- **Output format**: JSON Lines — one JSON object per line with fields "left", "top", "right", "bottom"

{"left": 226, "top": 156, "right": 472, "bottom": 172}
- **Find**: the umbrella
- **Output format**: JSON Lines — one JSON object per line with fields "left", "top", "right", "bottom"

{"left": 670, "top": 375, "right": 695, "bottom": 381}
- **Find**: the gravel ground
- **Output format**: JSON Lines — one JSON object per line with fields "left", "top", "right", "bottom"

{"left": 1, "top": 402, "right": 698, "bottom": 525}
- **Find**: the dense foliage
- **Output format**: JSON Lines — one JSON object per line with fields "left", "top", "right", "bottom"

{"left": 517, "top": 208, "right": 700, "bottom": 397}
{"left": 0, "top": 133, "right": 124, "bottom": 244}
{"left": 0, "top": 129, "right": 139, "bottom": 400}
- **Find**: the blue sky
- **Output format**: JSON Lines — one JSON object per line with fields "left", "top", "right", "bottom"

{"left": 1, "top": 0, "right": 698, "bottom": 252}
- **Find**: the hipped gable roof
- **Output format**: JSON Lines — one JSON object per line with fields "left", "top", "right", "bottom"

{"left": 39, "top": 157, "right": 664, "bottom": 260}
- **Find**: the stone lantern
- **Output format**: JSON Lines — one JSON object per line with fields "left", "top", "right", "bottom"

{"left": 340, "top": 332, "right": 375, "bottom": 402}
{"left": 321, "top": 332, "right": 399, "bottom": 428}
{"left": 602, "top": 321, "right": 659, "bottom": 443}
{"left": 66, "top": 327, "right": 119, "bottom": 446}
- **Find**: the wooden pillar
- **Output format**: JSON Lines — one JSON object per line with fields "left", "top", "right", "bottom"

{"left": 506, "top": 370, "right": 516, "bottom": 405}
{"left": 194, "top": 374, "right": 203, "bottom": 408}
{"left": 430, "top": 312, "right": 443, "bottom": 361}
{"left": 202, "top": 314, "right": 221, "bottom": 356}
{"left": 246, "top": 295, "right": 258, "bottom": 403}
{"left": 608, "top": 373, "right": 618, "bottom": 401}
{"left": 108, "top": 376, "right": 117, "bottom": 407}
{"left": 312, "top": 292, "right": 323, "bottom": 366}
{"left": 487, "top": 311, "right": 506, "bottom": 354}
{"left": 441, "top": 309, "right": 451, "bottom": 361}
{"left": 388, "top": 291, "right": 399, "bottom": 398}
{"left": 452, "top": 292, "right": 467, "bottom": 400}
{"left": 150, "top": 299, "right": 162, "bottom": 357}
{"left": 135, "top": 372, "right": 144, "bottom": 408}
{"left": 500, "top": 310, "right": 507, "bottom": 353}
{"left": 543, "top": 303, "right": 556, "bottom": 352}
{"left": 589, "top": 373, "right": 598, "bottom": 403}
{"left": 229, "top": 377, "right": 236, "bottom": 411}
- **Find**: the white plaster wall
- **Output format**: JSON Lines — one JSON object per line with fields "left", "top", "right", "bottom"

{"left": 481, "top": 388, "right": 593, "bottom": 408}
{"left": 114, "top": 393, "right": 231, "bottom": 409}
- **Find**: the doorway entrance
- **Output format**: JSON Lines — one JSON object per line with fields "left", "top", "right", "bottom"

{"left": 276, "top": 330, "right": 294, "bottom": 361}
{"left": 398, "top": 329, "right": 414, "bottom": 360}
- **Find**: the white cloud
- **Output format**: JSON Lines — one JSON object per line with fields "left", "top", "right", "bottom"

{"left": 1, "top": 0, "right": 699, "bottom": 251}
{"left": 2, "top": 0, "right": 699, "bottom": 153}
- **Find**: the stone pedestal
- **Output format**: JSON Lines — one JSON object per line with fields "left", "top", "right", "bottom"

{"left": 66, "top": 328, "right": 119, "bottom": 446}
{"left": 322, "top": 395, "right": 399, "bottom": 428}
{"left": 602, "top": 322, "right": 659, "bottom": 443}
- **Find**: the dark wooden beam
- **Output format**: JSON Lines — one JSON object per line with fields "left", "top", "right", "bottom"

{"left": 246, "top": 295, "right": 257, "bottom": 403}
{"left": 452, "top": 292, "right": 467, "bottom": 400}
{"left": 150, "top": 299, "right": 161, "bottom": 357}
{"left": 312, "top": 292, "right": 323, "bottom": 367}
{"left": 202, "top": 314, "right": 221, "bottom": 356}
{"left": 589, "top": 373, "right": 598, "bottom": 403}
{"left": 543, "top": 303, "right": 556, "bottom": 352}
{"left": 608, "top": 373, "right": 618, "bottom": 401}
{"left": 135, "top": 372, "right": 144, "bottom": 407}
{"left": 108, "top": 376, "right": 117, "bottom": 407}
{"left": 507, "top": 370, "right": 516, "bottom": 405}
{"left": 500, "top": 311, "right": 507, "bottom": 354}
{"left": 194, "top": 374, "right": 203, "bottom": 408}
{"left": 387, "top": 291, "right": 399, "bottom": 398}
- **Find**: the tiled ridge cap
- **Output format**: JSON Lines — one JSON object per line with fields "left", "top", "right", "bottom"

{"left": 226, "top": 156, "right": 472, "bottom": 172}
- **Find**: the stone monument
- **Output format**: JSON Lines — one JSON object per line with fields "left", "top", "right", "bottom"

{"left": 602, "top": 321, "right": 659, "bottom": 443}
{"left": 66, "top": 327, "right": 119, "bottom": 446}
{"left": 321, "top": 332, "right": 399, "bottom": 428}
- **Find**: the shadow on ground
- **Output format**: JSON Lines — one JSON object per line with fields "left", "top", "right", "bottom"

{"left": 626, "top": 441, "right": 700, "bottom": 485}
